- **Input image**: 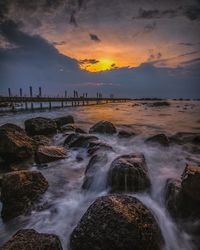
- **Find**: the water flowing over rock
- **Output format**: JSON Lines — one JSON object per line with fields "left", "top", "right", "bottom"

{"left": 64, "top": 133, "right": 98, "bottom": 148}
{"left": 165, "top": 165, "right": 200, "bottom": 219}
{"left": 54, "top": 115, "right": 74, "bottom": 129}
{"left": 1, "top": 170, "right": 48, "bottom": 221}
{"left": 146, "top": 134, "right": 170, "bottom": 146}
{"left": 0, "top": 123, "right": 34, "bottom": 163}
{"left": 35, "top": 146, "right": 66, "bottom": 164}
{"left": 107, "top": 153, "right": 150, "bottom": 193}
{"left": 25, "top": 117, "right": 57, "bottom": 136}
{"left": 1, "top": 229, "right": 63, "bottom": 250}
{"left": 89, "top": 121, "right": 117, "bottom": 134}
{"left": 70, "top": 195, "right": 164, "bottom": 250}
{"left": 82, "top": 153, "right": 108, "bottom": 190}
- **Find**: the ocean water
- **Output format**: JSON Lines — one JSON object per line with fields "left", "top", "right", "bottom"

{"left": 0, "top": 100, "right": 199, "bottom": 250}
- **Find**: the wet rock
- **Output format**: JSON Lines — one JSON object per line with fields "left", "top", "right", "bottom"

{"left": 146, "top": 134, "right": 170, "bottom": 146}
{"left": 150, "top": 101, "right": 170, "bottom": 107}
{"left": 165, "top": 165, "right": 200, "bottom": 219}
{"left": 32, "top": 135, "right": 51, "bottom": 148}
{"left": 89, "top": 121, "right": 117, "bottom": 134}
{"left": 1, "top": 229, "right": 63, "bottom": 250}
{"left": 60, "top": 124, "right": 86, "bottom": 134}
{"left": 70, "top": 195, "right": 164, "bottom": 250}
{"left": 35, "top": 146, "right": 66, "bottom": 164}
{"left": 107, "top": 153, "right": 150, "bottom": 193}
{"left": 64, "top": 133, "right": 98, "bottom": 148}
{"left": 54, "top": 115, "right": 74, "bottom": 129}
{"left": 170, "top": 132, "right": 200, "bottom": 145}
{"left": 25, "top": 117, "right": 57, "bottom": 136}
{"left": 82, "top": 153, "right": 108, "bottom": 190}
{"left": 87, "top": 141, "right": 113, "bottom": 155}
{"left": 1, "top": 170, "right": 48, "bottom": 221}
{"left": 118, "top": 130, "right": 136, "bottom": 138}
{"left": 0, "top": 123, "right": 34, "bottom": 163}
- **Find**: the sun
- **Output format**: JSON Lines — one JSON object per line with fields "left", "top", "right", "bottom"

{"left": 80, "top": 58, "right": 116, "bottom": 72}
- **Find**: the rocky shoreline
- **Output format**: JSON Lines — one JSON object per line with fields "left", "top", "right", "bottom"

{"left": 0, "top": 115, "right": 200, "bottom": 249}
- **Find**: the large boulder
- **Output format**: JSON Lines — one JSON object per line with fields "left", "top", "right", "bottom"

{"left": 107, "top": 153, "right": 150, "bottom": 193}
{"left": 35, "top": 146, "right": 66, "bottom": 164}
{"left": 82, "top": 153, "right": 108, "bottom": 190}
{"left": 60, "top": 124, "right": 86, "bottom": 134}
{"left": 0, "top": 123, "right": 34, "bottom": 163}
{"left": 89, "top": 121, "right": 117, "bottom": 134}
{"left": 1, "top": 229, "right": 63, "bottom": 250}
{"left": 165, "top": 165, "right": 200, "bottom": 219}
{"left": 1, "top": 170, "right": 48, "bottom": 221}
{"left": 170, "top": 132, "right": 200, "bottom": 145}
{"left": 146, "top": 134, "right": 170, "bottom": 146}
{"left": 25, "top": 117, "right": 57, "bottom": 136}
{"left": 64, "top": 133, "right": 98, "bottom": 148}
{"left": 70, "top": 195, "right": 164, "bottom": 250}
{"left": 54, "top": 115, "right": 74, "bottom": 129}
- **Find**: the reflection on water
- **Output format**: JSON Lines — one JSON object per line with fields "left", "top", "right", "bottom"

{"left": 0, "top": 100, "right": 199, "bottom": 250}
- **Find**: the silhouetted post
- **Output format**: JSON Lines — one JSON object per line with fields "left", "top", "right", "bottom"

{"left": 20, "top": 88, "right": 22, "bottom": 97}
{"left": 29, "top": 86, "right": 34, "bottom": 110}
{"left": 76, "top": 91, "right": 79, "bottom": 106}
{"left": 8, "top": 88, "right": 11, "bottom": 97}
{"left": 86, "top": 93, "right": 88, "bottom": 105}
{"left": 49, "top": 101, "right": 52, "bottom": 110}
{"left": 39, "top": 87, "right": 42, "bottom": 109}
{"left": 83, "top": 93, "right": 85, "bottom": 105}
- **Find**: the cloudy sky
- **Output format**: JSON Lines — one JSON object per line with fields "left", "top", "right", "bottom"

{"left": 0, "top": 0, "right": 200, "bottom": 98}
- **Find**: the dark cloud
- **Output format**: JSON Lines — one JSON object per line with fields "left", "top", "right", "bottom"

{"left": 79, "top": 59, "right": 99, "bottom": 64}
{"left": 184, "top": 6, "right": 200, "bottom": 20}
{"left": 89, "top": 33, "right": 101, "bottom": 42}
{"left": 179, "top": 42, "right": 194, "bottom": 46}
{"left": 134, "top": 8, "right": 179, "bottom": 20}
{"left": 70, "top": 11, "right": 78, "bottom": 27}
{"left": 147, "top": 52, "right": 162, "bottom": 62}
{"left": 53, "top": 41, "right": 67, "bottom": 46}
{"left": 144, "top": 21, "right": 156, "bottom": 33}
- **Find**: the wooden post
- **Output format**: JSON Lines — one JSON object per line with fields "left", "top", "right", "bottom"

{"left": 8, "top": 88, "right": 11, "bottom": 97}
{"left": 49, "top": 102, "right": 52, "bottom": 109}
{"left": 20, "top": 88, "right": 22, "bottom": 97}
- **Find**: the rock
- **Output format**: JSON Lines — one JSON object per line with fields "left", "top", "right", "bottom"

{"left": 118, "top": 130, "right": 136, "bottom": 138}
{"left": 165, "top": 165, "right": 200, "bottom": 219}
{"left": 64, "top": 133, "right": 98, "bottom": 148}
{"left": 1, "top": 229, "right": 63, "bottom": 250}
{"left": 146, "top": 134, "right": 170, "bottom": 146}
{"left": 89, "top": 121, "right": 117, "bottom": 134}
{"left": 60, "top": 124, "right": 86, "bottom": 134}
{"left": 54, "top": 115, "right": 74, "bottom": 128}
{"left": 150, "top": 101, "right": 170, "bottom": 107}
{"left": 170, "top": 132, "right": 200, "bottom": 145}
{"left": 1, "top": 170, "right": 48, "bottom": 221}
{"left": 107, "top": 153, "right": 150, "bottom": 193}
{"left": 32, "top": 135, "right": 51, "bottom": 148}
{"left": 82, "top": 153, "right": 108, "bottom": 189}
{"left": 25, "top": 117, "right": 57, "bottom": 136}
{"left": 87, "top": 141, "right": 113, "bottom": 155}
{"left": 35, "top": 146, "right": 66, "bottom": 164}
{"left": 0, "top": 123, "right": 34, "bottom": 163}
{"left": 70, "top": 195, "right": 164, "bottom": 250}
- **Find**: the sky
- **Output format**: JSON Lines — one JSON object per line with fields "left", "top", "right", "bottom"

{"left": 0, "top": 0, "right": 200, "bottom": 98}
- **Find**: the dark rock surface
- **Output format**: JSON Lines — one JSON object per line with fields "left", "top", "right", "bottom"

{"left": 118, "top": 130, "right": 136, "bottom": 138}
{"left": 64, "top": 133, "right": 98, "bottom": 148}
{"left": 87, "top": 141, "right": 113, "bottom": 155}
{"left": 54, "top": 115, "right": 74, "bottom": 129}
{"left": 0, "top": 123, "right": 34, "bottom": 163}
{"left": 1, "top": 229, "right": 63, "bottom": 250}
{"left": 35, "top": 146, "right": 66, "bottom": 164}
{"left": 32, "top": 135, "right": 51, "bottom": 148}
{"left": 146, "top": 134, "right": 170, "bottom": 146}
{"left": 70, "top": 195, "right": 164, "bottom": 250}
{"left": 107, "top": 153, "right": 150, "bottom": 192}
{"left": 1, "top": 170, "right": 48, "bottom": 221}
{"left": 89, "top": 121, "right": 117, "bottom": 134}
{"left": 25, "top": 117, "right": 57, "bottom": 136}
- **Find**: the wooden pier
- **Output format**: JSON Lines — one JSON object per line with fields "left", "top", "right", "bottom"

{"left": 0, "top": 87, "right": 131, "bottom": 112}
